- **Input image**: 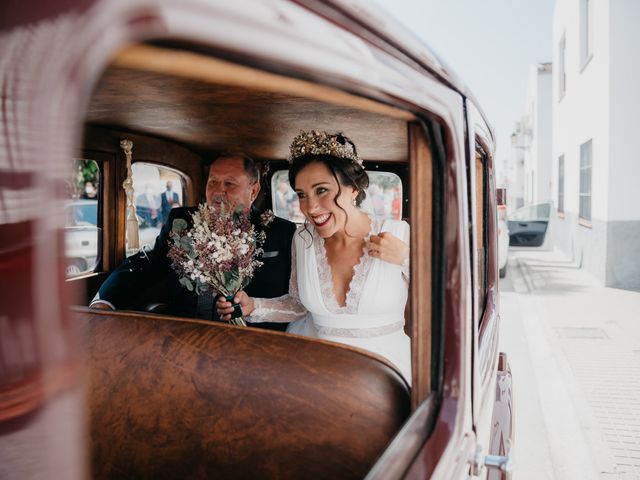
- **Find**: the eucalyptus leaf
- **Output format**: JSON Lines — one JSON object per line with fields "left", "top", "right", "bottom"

{"left": 232, "top": 204, "right": 244, "bottom": 222}
{"left": 180, "top": 236, "right": 193, "bottom": 252}
{"left": 172, "top": 218, "right": 188, "bottom": 233}
{"left": 224, "top": 270, "right": 239, "bottom": 283}
{"left": 179, "top": 277, "right": 194, "bottom": 291}
{"left": 224, "top": 270, "right": 241, "bottom": 293}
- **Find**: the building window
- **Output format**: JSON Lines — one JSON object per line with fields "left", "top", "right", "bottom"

{"left": 558, "top": 155, "right": 565, "bottom": 214}
{"left": 580, "top": 0, "right": 594, "bottom": 67}
{"left": 579, "top": 140, "right": 592, "bottom": 222}
{"left": 559, "top": 34, "right": 566, "bottom": 99}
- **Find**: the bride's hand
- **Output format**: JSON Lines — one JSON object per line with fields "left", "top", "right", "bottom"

{"left": 216, "top": 291, "right": 255, "bottom": 321}
{"left": 368, "top": 232, "right": 409, "bottom": 266}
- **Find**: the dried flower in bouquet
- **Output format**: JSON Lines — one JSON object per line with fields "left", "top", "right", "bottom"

{"left": 167, "top": 203, "right": 266, "bottom": 325}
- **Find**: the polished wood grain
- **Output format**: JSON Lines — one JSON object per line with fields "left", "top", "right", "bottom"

{"left": 112, "top": 44, "right": 414, "bottom": 121}
{"left": 78, "top": 309, "right": 410, "bottom": 479}
{"left": 409, "top": 123, "right": 432, "bottom": 409}
{"left": 86, "top": 45, "right": 409, "bottom": 162}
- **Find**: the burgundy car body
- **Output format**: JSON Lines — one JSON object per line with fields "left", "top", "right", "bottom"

{"left": 0, "top": 1, "right": 512, "bottom": 478}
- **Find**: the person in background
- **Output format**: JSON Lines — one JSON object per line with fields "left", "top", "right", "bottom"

{"left": 274, "top": 180, "right": 292, "bottom": 217}
{"left": 136, "top": 184, "right": 160, "bottom": 227}
{"left": 82, "top": 180, "right": 97, "bottom": 199}
{"left": 391, "top": 185, "right": 402, "bottom": 219}
{"left": 367, "top": 183, "right": 386, "bottom": 219}
{"left": 160, "top": 180, "right": 181, "bottom": 225}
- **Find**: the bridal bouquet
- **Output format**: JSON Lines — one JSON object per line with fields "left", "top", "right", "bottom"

{"left": 167, "top": 203, "right": 266, "bottom": 326}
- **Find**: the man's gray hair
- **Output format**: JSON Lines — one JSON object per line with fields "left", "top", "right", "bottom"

{"left": 214, "top": 152, "right": 260, "bottom": 183}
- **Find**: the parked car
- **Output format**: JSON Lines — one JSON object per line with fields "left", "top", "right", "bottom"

{"left": 0, "top": 2, "right": 512, "bottom": 479}
{"left": 64, "top": 199, "right": 100, "bottom": 276}
{"left": 508, "top": 202, "right": 553, "bottom": 248}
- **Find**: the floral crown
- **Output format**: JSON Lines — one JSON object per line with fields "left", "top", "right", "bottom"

{"left": 288, "top": 130, "right": 362, "bottom": 166}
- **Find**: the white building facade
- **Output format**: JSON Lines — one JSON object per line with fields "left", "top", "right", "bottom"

{"left": 524, "top": 63, "right": 553, "bottom": 206}
{"left": 506, "top": 63, "right": 553, "bottom": 212}
{"left": 506, "top": 117, "right": 526, "bottom": 211}
{"left": 552, "top": 0, "right": 640, "bottom": 291}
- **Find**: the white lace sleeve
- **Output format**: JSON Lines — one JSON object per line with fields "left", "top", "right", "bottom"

{"left": 246, "top": 238, "right": 308, "bottom": 323}
{"left": 401, "top": 221, "right": 410, "bottom": 282}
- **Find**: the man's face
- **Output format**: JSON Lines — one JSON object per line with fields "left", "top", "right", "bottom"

{"left": 205, "top": 156, "right": 260, "bottom": 212}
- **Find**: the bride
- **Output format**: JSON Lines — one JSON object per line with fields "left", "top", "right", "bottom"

{"left": 217, "top": 130, "right": 411, "bottom": 383}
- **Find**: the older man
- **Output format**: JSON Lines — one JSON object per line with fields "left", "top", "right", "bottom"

{"left": 91, "top": 153, "right": 296, "bottom": 329}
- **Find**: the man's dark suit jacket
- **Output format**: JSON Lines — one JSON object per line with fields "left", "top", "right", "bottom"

{"left": 96, "top": 206, "right": 296, "bottom": 331}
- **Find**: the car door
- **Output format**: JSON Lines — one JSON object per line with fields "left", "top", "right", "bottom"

{"left": 467, "top": 102, "right": 513, "bottom": 479}
{"left": 507, "top": 202, "right": 551, "bottom": 247}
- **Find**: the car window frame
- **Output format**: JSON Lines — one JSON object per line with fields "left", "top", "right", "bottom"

{"left": 269, "top": 166, "right": 407, "bottom": 224}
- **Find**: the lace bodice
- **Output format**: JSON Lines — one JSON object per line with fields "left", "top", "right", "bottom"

{"left": 250, "top": 216, "right": 412, "bottom": 383}
{"left": 250, "top": 216, "right": 409, "bottom": 323}
{"left": 316, "top": 217, "right": 390, "bottom": 314}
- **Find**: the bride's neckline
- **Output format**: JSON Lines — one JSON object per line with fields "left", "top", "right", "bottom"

{"left": 314, "top": 214, "right": 381, "bottom": 314}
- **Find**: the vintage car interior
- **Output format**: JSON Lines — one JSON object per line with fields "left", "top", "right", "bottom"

{"left": 69, "top": 42, "right": 445, "bottom": 479}
{"left": 1, "top": 0, "right": 513, "bottom": 477}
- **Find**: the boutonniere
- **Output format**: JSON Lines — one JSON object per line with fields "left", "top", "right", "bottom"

{"left": 260, "top": 209, "right": 275, "bottom": 227}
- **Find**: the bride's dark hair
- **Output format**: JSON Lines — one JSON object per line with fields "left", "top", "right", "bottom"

{"left": 289, "top": 153, "right": 369, "bottom": 240}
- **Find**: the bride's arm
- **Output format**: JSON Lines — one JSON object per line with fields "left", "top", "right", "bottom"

{"left": 217, "top": 237, "right": 307, "bottom": 323}
{"left": 401, "top": 221, "right": 410, "bottom": 282}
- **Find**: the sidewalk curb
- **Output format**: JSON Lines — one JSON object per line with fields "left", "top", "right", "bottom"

{"left": 514, "top": 257, "right": 533, "bottom": 294}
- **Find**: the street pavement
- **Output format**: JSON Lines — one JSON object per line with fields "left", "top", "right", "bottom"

{"left": 499, "top": 248, "right": 640, "bottom": 480}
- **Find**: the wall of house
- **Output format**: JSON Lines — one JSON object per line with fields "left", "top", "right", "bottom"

{"left": 524, "top": 74, "right": 535, "bottom": 206}
{"left": 506, "top": 118, "right": 526, "bottom": 211}
{"left": 552, "top": 0, "right": 611, "bottom": 283}
{"left": 608, "top": 0, "right": 640, "bottom": 221}
{"left": 529, "top": 65, "right": 553, "bottom": 205}
{"left": 605, "top": 0, "right": 640, "bottom": 290}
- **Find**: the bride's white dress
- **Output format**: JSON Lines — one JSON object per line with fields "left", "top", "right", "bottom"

{"left": 249, "top": 217, "right": 411, "bottom": 384}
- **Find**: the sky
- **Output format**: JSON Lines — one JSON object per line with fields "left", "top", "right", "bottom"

{"left": 374, "top": 0, "right": 555, "bottom": 167}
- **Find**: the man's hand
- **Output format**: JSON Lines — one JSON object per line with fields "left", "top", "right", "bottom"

{"left": 89, "top": 300, "right": 115, "bottom": 311}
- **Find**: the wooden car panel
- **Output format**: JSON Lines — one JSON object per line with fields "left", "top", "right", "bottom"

{"left": 79, "top": 308, "right": 409, "bottom": 479}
